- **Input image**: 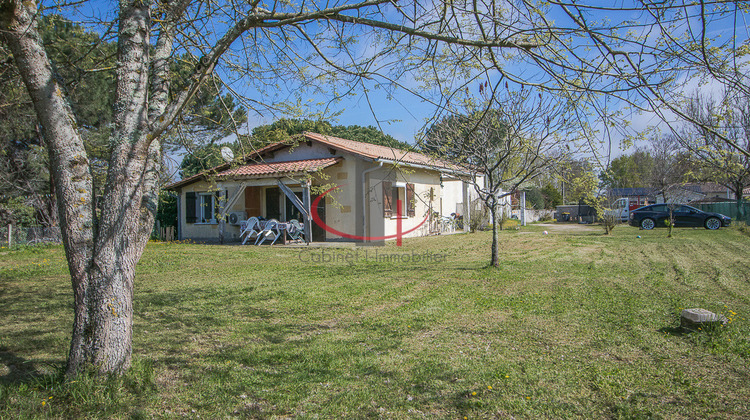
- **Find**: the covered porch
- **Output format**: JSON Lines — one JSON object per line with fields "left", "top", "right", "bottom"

{"left": 176, "top": 157, "right": 342, "bottom": 244}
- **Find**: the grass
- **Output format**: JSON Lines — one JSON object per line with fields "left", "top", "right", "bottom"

{"left": 1, "top": 224, "right": 749, "bottom": 418}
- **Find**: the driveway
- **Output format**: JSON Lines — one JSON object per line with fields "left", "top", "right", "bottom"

{"left": 531, "top": 223, "right": 600, "bottom": 233}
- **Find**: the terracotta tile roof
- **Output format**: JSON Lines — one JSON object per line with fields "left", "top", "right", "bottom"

{"left": 302, "top": 132, "right": 464, "bottom": 172}
{"left": 165, "top": 141, "right": 292, "bottom": 189}
{"left": 216, "top": 157, "right": 342, "bottom": 178}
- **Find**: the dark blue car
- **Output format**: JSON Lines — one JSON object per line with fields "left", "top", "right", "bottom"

{"left": 629, "top": 204, "right": 731, "bottom": 230}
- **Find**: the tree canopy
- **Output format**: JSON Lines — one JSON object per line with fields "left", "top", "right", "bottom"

{"left": 423, "top": 89, "right": 577, "bottom": 266}
{"left": 600, "top": 150, "right": 656, "bottom": 190}
{"left": 0, "top": 15, "right": 246, "bottom": 225}
{"left": 676, "top": 89, "right": 750, "bottom": 208}
{"left": 249, "top": 118, "right": 410, "bottom": 150}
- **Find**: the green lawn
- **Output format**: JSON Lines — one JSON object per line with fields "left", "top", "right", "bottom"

{"left": 1, "top": 225, "right": 749, "bottom": 418}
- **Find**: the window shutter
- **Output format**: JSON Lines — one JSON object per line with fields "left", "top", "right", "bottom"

{"left": 407, "top": 183, "right": 416, "bottom": 217}
{"left": 383, "top": 181, "right": 392, "bottom": 218}
{"left": 245, "top": 186, "right": 261, "bottom": 216}
{"left": 185, "top": 192, "right": 197, "bottom": 223}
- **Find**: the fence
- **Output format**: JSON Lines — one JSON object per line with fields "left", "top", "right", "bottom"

{"left": 691, "top": 201, "right": 750, "bottom": 224}
{"left": 2, "top": 225, "right": 62, "bottom": 247}
{"left": 151, "top": 220, "right": 177, "bottom": 242}
{"left": 153, "top": 225, "right": 176, "bottom": 242}
{"left": 1, "top": 223, "right": 178, "bottom": 247}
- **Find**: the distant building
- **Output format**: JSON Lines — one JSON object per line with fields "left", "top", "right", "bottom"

{"left": 608, "top": 188, "right": 656, "bottom": 208}
{"left": 656, "top": 182, "right": 734, "bottom": 204}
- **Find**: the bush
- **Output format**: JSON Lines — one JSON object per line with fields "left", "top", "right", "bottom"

{"left": 0, "top": 197, "right": 37, "bottom": 227}
{"left": 469, "top": 206, "right": 489, "bottom": 232}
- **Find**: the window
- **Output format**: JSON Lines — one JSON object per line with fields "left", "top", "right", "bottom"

{"left": 198, "top": 193, "right": 215, "bottom": 223}
{"left": 185, "top": 190, "right": 226, "bottom": 224}
{"left": 383, "top": 182, "right": 416, "bottom": 218}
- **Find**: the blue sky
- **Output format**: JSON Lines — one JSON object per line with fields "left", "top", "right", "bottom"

{"left": 52, "top": 1, "right": 749, "bottom": 156}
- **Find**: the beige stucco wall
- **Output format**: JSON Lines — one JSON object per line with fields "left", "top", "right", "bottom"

{"left": 317, "top": 158, "right": 358, "bottom": 241}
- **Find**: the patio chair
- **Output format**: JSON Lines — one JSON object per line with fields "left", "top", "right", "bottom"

{"left": 287, "top": 219, "right": 305, "bottom": 243}
{"left": 255, "top": 219, "right": 282, "bottom": 245}
{"left": 240, "top": 217, "right": 261, "bottom": 245}
{"left": 440, "top": 216, "right": 455, "bottom": 233}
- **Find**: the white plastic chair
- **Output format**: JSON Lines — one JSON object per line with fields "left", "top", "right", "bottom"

{"left": 255, "top": 219, "right": 282, "bottom": 245}
{"left": 440, "top": 216, "right": 455, "bottom": 233}
{"left": 240, "top": 217, "right": 261, "bottom": 245}
{"left": 287, "top": 219, "right": 305, "bottom": 243}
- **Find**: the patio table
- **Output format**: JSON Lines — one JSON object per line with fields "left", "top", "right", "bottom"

{"left": 276, "top": 222, "right": 290, "bottom": 245}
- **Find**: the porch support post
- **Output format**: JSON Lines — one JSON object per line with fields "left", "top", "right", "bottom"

{"left": 302, "top": 179, "right": 312, "bottom": 244}
{"left": 277, "top": 178, "right": 312, "bottom": 244}
{"left": 218, "top": 181, "right": 247, "bottom": 243}
{"left": 277, "top": 179, "right": 308, "bottom": 218}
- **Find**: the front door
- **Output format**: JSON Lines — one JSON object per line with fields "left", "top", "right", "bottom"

{"left": 265, "top": 187, "right": 281, "bottom": 220}
{"left": 311, "top": 193, "right": 326, "bottom": 242}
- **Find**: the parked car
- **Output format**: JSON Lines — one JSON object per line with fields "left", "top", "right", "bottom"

{"left": 629, "top": 204, "right": 731, "bottom": 230}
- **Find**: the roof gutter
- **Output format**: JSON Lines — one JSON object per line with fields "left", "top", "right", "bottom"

{"left": 375, "top": 158, "right": 474, "bottom": 177}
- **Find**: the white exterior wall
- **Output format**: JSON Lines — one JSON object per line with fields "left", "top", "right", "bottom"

{"left": 441, "top": 179, "right": 465, "bottom": 217}
{"left": 365, "top": 165, "right": 444, "bottom": 241}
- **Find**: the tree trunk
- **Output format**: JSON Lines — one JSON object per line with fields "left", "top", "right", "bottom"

{"left": 733, "top": 185, "right": 745, "bottom": 223}
{"left": 668, "top": 209, "right": 674, "bottom": 238}
{"left": 0, "top": 0, "right": 97, "bottom": 376}
{"left": 79, "top": 0, "right": 155, "bottom": 374}
{"left": 490, "top": 203, "right": 499, "bottom": 267}
{"left": 1, "top": 0, "right": 160, "bottom": 376}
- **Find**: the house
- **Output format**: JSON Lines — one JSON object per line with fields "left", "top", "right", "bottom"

{"left": 656, "top": 182, "right": 734, "bottom": 204}
{"left": 165, "top": 132, "right": 481, "bottom": 243}
{"left": 689, "top": 182, "right": 735, "bottom": 200}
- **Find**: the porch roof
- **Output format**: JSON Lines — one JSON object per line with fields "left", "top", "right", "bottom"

{"left": 216, "top": 157, "right": 342, "bottom": 179}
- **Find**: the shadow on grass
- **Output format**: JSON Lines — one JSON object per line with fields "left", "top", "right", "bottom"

{"left": 0, "top": 346, "right": 59, "bottom": 385}
{"left": 0, "top": 283, "right": 70, "bottom": 319}
{"left": 658, "top": 326, "right": 688, "bottom": 337}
